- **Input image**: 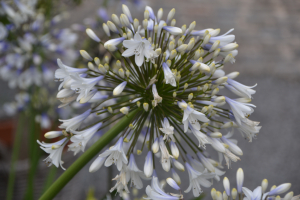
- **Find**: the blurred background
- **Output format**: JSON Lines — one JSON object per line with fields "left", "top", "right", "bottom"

{"left": 1, "top": 0, "right": 300, "bottom": 199}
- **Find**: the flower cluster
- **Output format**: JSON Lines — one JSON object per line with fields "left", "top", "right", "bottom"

{"left": 39, "top": 4, "right": 261, "bottom": 198}
{"left": 0, "top": 0, "right": 78, "bottom": 124}
{"left": 211, "top": 168, "right": 299, "bottom": 200}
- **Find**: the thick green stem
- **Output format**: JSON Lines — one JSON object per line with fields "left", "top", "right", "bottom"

{"left": 39, "top": 109, "right": 138, "bottom": 200}
{"left": 6, "top": 113, "right": 25, "bottom": 200}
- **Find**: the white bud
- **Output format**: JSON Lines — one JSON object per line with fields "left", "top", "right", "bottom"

{"left": 188, "top": 21, "right": 196, "bottom": 32}
{"left": 223, "top": 177, "right": 230, "bottom": 196}
{"left": 111, "top": 14, "right": 121, "bottom": 27}
{"left": 212, "top": 76, "right": 228, "bottom": 85}
{"left": 170, "top": 19, "right": 176, "bottom": 26}
{"left": 44, "top": 131, "right": 63, "bottom": 139}
{"left": 152, "top": 138, "right": 159, "bottom": 153}
{"left": 231, "top": 188, "right": 237, "bottom": 199}
{"left": 120, "top": 14, "right": 130, "bottom": 27}
{"left": 113, "top": 81, "right": 127, "bottom": 96}
{"left": 133, "top": 18, "right": 139, "bottom": 31}
{"left": 167, "top": 8, "right": 175, "bottom": 23}
{"left": 210, "top": 40, "right": 220, "bottom": 52}
{"left": 143, "top": 103, "right": 149, "bottom": 111}
{"left": 213, "top": 48, "right": 221, "bottom": 58}
{"left": 143, "top": 19, "right": 148, "bottom": 30}
{"left": 261, "top": 179, "right": 268, "bottom": 193}
{"left": 80, "top": 50, "right": 92, "bottom": 61}
{"left": 120, "top": 107, "right": 129, "bottom": 115}
{"left": 237, "top": 168, "right": 244, "bottom": 193}
{"left": 144, "top": 151, "right": 153, "bottom": 177}
{"left": 202, "top": 34, "right": 211, "bottom": 46}
{"left": 122, "top": 4, "right": 132, "bottom": 22}
{"left": 144, "top": 10, "right": 150, "bottom": 19}
{"left": 221, "top": 43, "right": 239, "bottom": 52}
{"left": 212, "top": 96, "right": 225, "bottom": 103}
{"left": 172, "top": 159, "right": 185, "bottom": 171}
{"left": 284, "top": 192, "right": 294, "bottom": 200}
{"left": 107, "top": 21, "right": 118, "bottom": 33}
{"left": 188, "top": 93, "right": 193, "bottom": 101}
{"left": 86, "top": 28, "right": 100, "bottom": 42}
{"left": 210, "top": 132, "right": 222, "bottom": 138}
{"left": 166, "top": 178, "right": 180, "bottom": 190}
{"left": 89, "top": 156, "right": 106, "bottom": 173}
{"left": 157, "top": 8, "right": 163, "bottom": 22}
{"left": 118, "top": 68, "right": 125, "bottom": 78}
{"left": 211, "top": 188, "right": 217, "bottom": 200}
{"left": 170, "top": 141, "right": 179, "bottom": 159}
{"left": 226, "top": 72, "right": 240, "bottom": 79}
{"left": 223, "top": 191, "right": 228, "bottom": 200}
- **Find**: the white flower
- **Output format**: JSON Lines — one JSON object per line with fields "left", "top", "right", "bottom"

{"left": 179, "top": 100, "right": 209, "bottom": 132}
{"left": 159, "top": 117, "right": 175, "bottom": 141}
{"left": 225, "top": 78, "right": 256, "bottom": 99}
{"left": 152, "top": 84, "right": 162, "bottom": 107}
{"left": 126, "top": 154, "right": 148, "bottom": 189}
{"left": 59, "top": 109, "right": 91, "bottom": 131}
{"left": 268, "top": 183, "right": 292, "bottom": 196}
{"left": 166, "top": 178, "right": 180, "bottom": 190}
{"left": 145, "top": 177, "right": 181, "bottom": 200}
{"left": 242, "top": 186, "right": 262, "bottom": 200}
{"left": 189, "top": 123, "right": 210, "bottom": 148}
{"left": 221, "top": 132, "right": 243, "bottom": 156}
{"left": 209, "top": 29, "right": 235, "bottom": 46}
{"left": 163, "top": 62, "right": 176, "bottom": 87}
{"left": 236, "top": 168, "right": 244, "bottom": 193}
{"left": 55, "top": 59, "right": 87, "bottom": 90}
{"left": 185, "top": 162, "right": 215, "bottom": 197}
{"left": 99, "top": 137, "right": 128, "bottom": 171}
{"left": 159, "top": 136, "right": 173, "bottom": 172}
{"left": 144, "top": 151, "right": 154, "bottom": 178}
{"left": 223, "top": 177, "right": 230, "bottom": 196}
{"left": 196, "top": 152, "right": 215, "bottom": 173}
{"left": 225, "top": 97, "right": 255, "bottom": 125}
{"left": 70, "top": 74, "right": 103, "bottom": 101}
{"left": 37, "top": 138, "right": 68, "bottom": 169}
{"left": 68, "top": 122, "right": 102, "bottom": 155}
{"left": 122, "top": 32, "right": 158, "bottom": 66}
{"left": 110, "top": 168, "right": 129, "bottom": 195}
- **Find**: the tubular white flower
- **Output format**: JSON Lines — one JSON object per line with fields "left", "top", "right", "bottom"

{"left": 159, "top": 117, "right": 175, "bottom": 141}
{"left": 99, "top": 137, "right": 128, "bottom": 171}
{"left": 127, "top": 154, "right": 148, "bottom": 189}
{"left": 163, "top": 62, "right": 176, "bottom": 87}
{"left": 242, "top": 186, "right": 262, "bottom": 200}
{"left": 144, "top": 151, "right": 153, "bottom": 177}
{"left": 185, "top": 162, "right": 215, "bottom": 197}
{"left": 226, "top": 78, "right": 256, "bottom": 99}
{"left": 113, "top": 81, "right": 127, "bottom": 96}
{"left": 145, "top": 177, "right": 180, "bottom": 200}
{"left": 89, "top": 156, "right": 106, "bottom": 173}
{"left": 159, "top": 136, "right": 173, "bottom": 172}
{"left": 225, "top": 97, "right": 255, "bottom": 125}
{"left": 197, "top": 152, "right": 215, "bottom": 172}
{"left": 152, "top": 84, "right": 162, "bottom": 107}
{"left": 37, "top": 138, "right": 68, "bottom": 169}
{"left": 68, "top": 122, "right": 102, "bottom": 155}
{"left": 189, "top": 123, "right": 210, "bottom": 148}
{"left": 59, "top": 109, "right": 91, "bottom": 131}
{"left": 86, "top": 28, "right": 100, "bottom": 42}
{"left": 70, "top": 74, "right": 103, "bottom": 101}
{"left": 110, "top": 168, "right": 129, "bottom": 195}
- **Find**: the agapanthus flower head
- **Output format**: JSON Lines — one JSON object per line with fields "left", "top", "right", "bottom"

{"left": 38, "top": 5, "right": 262, "bottom": 198}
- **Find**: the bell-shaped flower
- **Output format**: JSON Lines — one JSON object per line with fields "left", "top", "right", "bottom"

{"left": 163, "top": 62, "right": 176, "bottom": 87}
{"left": 242, "top": 186, "right": 262, "bottom": 200}
{"left": 68, "top": 122, "right": 102, "bottom": 155}
{"left": 159, "top": 117, "right": 175, "bottom": 141}
{"left": 159, "top": 136, "right": 173, "bottom": 172}
{"left": 145, "top": 176, "right": 181, "bottom": 200}
{"left": 70, "top": 74, "right": 103, "bottom": 101}
{"left": 122, "top": 32, "right": 158, "bottom": 66}
{"left": 99, "top": 137, "right": 128, "bottom": 171}
{"left": 225, "top": 78, "right": 256, "bottom": 99}
{"left": 110, "top": 167, "right": 129, "bottom": 195}
{"left": 185, "top": 162, "right": 215, "bottom": 197}
{"left": 179, "top": 100, "right": 209, "bottom": 132}
{"left": 152, "top": 84, "right": 162, "bottom": 107}
{"left": 37, "top": 138, "right": 68, "bottom": 169}
{"left": 126, "top": 154, "right": 149, "bottom": 189}
{"left": 225, "top": 97, "right": 255, "bottom": 125}
{"left": 189, "top": 123, "right": 210, "bottom": 148}
{"left": 59, "top": 109, "right": 91, "bottom": 131}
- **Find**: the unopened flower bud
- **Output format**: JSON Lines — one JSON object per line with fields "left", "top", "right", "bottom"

{"left": 120, "top": 107, "right": 129, "bottom": 115}
{"left": 177, "top": 44, "right": 188, "bottom": 53}
{"left": 107, "top": 21, "right": 118, "bottom": 33}
{"left": 118, "top": 68, "right": 125, "bottom": 78}
{"left": 203, "top": 83, "right": 209, "bottom": 92}
{"left": 167, "top": 8, "right": 175, "bottom": 24}
{"left": 181, "top": 24, "right": 186, "bottom": 34}
{"left": 143, "top": 103, "right": 149, "bottom": 111}
{"left": 187, "top": 38, "right": 195, "bottom": 51}
{"left": 143, "top": 19, "right": 148, "bottom": 30}
{"left": 210, "top": 40, "right": 220, "bottom": 52}
{"left": 188, "top": 21, "right": 196, "bottom": 32}
{"left": 210, "top": 132, "right": 222, "bottom": 138}
{"left": 133, "top": 18, "right": 139, "bottom": 31}
{"left": 157, "top": 8, "right": 163, "bottom": 22}
{"left": 108, "top": 107, "right": 113, "bottom": 113}
{"left": 137, "top": 101, "right": 141, "bottom": 107}
{"left": 120, "top": 14, "right": 130, "bottom": 27}
{"left": 232, "top": 188, "right": 237, "bottom": 199}
{"left": 144, "top": 10, "right": 150, "bottom": 19}
{"left": 202, "top": 34, "right": 211, "bottom": 46}
{"left": 80, "top": 50, "right": 92, "bottom": 61}
{"left": 184, "top": 83, "right": 188, "bottom": 90}
{"left": 213, "top": 48, "right": 221, "bottom": 58}
{"left": 102, "top": 23, "right": 110, "bottom": 36}
{"left": 152, "top": 138, "right": 159, "bottom": 153}
{"left": 170, "top": 19, "right": 176, "bottom": 26}
{"left": 188, "top": 93, "right": 193, "bottom": 101}
{"left": 212, "top": 76, "right": 228, "bottom": 85}
{"left": 111, "top": 14, "right": 121, "bottom": 27}
{"left": 211, "top": 188, "right": 217, "bottom": 200}
{"left": 194, "top": 49, "right": 201, "bottom": 60}
{"left": 44, "top": 131, "right": 63, "bottom": 139}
